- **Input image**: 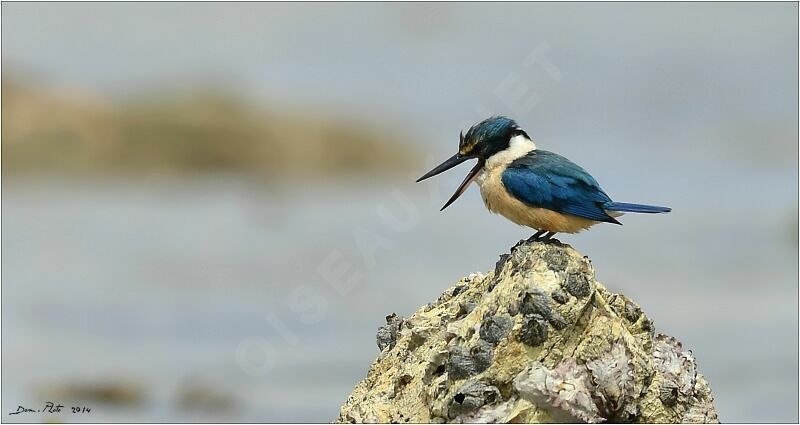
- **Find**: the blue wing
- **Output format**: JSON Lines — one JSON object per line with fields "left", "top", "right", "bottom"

{"left": 501, "top": 150, "right": 620, "bottom": 224}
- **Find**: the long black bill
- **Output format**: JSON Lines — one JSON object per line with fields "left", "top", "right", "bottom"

{"left": 439, "top": 159, "right": 484, "bottom": 211}
{"left": 416, "top": 153, "right": 473, "bottom": 183}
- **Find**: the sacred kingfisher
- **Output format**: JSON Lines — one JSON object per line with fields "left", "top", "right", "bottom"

{"left": 416, "top": 116, "right": 671, "bottom": 240}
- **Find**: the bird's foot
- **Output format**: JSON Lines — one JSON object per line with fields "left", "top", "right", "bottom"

{"left": 527, "top": 230, "right": 547, "bottom": 242}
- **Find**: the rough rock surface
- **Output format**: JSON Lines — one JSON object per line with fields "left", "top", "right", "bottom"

{"left": 336, "top": 240, "right": 718, "bottom": 424}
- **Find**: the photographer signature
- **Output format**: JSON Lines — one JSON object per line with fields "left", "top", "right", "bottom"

{"left": 9, "top": 402, "right": 91, "bottom": 415}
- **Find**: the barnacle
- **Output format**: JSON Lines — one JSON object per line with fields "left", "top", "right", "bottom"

{"left": 586, "top": 340, "right": 637, "bottom": 418}
{"left": 513, "top": 359, "right": 603, "bottom": 423}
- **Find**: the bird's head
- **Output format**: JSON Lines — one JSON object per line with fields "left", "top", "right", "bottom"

{"left": 417, "top": 116, "right": 532, "bottom": 210}
{"left": 458, "top": 116, "right": 529, "bottom": 159}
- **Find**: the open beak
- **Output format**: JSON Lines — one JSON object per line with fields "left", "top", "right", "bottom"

{"left": 416, "top": 153, "right": 485, "bottom": 211}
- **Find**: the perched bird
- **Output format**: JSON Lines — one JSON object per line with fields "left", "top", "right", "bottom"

{"left": 416, "top": 116, "right": 670, "bottom": 240}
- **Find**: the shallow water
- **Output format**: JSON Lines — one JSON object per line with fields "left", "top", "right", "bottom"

{"left": 2, "top": 171, "right": 797, "bottom": 422}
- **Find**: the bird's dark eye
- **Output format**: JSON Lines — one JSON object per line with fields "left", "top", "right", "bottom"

{"left": 458, "top": 133, "right": 478, "bottom": 155}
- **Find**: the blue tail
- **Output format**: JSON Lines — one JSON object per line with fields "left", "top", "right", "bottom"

{"left": 604, "top": 202, "right": 671, "bottom": 214}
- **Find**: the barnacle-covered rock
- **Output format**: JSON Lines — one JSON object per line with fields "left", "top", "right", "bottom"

{"left": 336, "top": 240, "right": 718, "bottom": 423}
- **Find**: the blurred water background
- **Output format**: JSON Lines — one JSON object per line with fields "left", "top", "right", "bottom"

{"left": 2, "top": 2, "right": 798, "bottom": 423}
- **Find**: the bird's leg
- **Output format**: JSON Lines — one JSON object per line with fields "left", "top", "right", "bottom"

{"left": 528, "top": 230, "right": 547, "bottom": 242}
{"left": 541, "top": 231, "right": 557, "bottom": 241}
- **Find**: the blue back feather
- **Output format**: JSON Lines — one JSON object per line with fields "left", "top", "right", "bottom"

{"left": 501, "top": 150, "right": 621, "bottom": 224}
